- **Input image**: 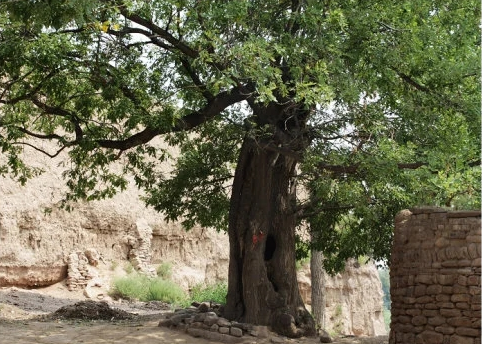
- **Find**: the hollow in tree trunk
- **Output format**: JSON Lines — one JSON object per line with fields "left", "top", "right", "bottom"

{"left": 224, "top": 135, "right": 316, "bottom": 338}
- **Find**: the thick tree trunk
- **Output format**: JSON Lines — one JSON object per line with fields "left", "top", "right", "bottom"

{"left": 310, "top": 249, "right": 326, "bottom": 331}
{"left": 224, "top": 135, "right": 315, "bottom": 338}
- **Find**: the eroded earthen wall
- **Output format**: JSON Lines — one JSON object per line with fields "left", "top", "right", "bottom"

{"left": 390, "top": 208, "right": 481, "bottom": 344}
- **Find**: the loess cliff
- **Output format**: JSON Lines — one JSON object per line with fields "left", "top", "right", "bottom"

{"left": 0, "top": 142, "right": 386, "bottom": 336}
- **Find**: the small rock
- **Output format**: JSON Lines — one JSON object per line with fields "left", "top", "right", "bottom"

{"left": 204, "top": 314, "right": 219, "bottom": 326}
{"left": 198, "top": 302, "right": 210, "bottom": 312}
{"left": 231, "top": 321, "right": 252, "bottom": 331}
{"left": 219, "top": 326, "right": 230, "bottom": 334}
{"left": 230, "top": 327, "right": 243, "bottom": 337}
{"left": 187, "top": 327, "right": 203, "bottom": 338}
{"left": 270, "top": 336, "right": 286, "bottom": 343}
{"left": 217, "top": 317, "right": 231, "bottom": 327}
{"left": 188, "top": 328, "right": 244, "bottom": 343}
{"left": 194, "top": 313, "right": 207, "bottom": 322}
{"left": 190, "top": 321, "right": 204, "bottom": 328}
{"left": 319, "top": 329, "right": 333, "bottom": 343}
{"left": 210, "top": 324, "right": 219, "bottom": 332}
{"left": 158, "top": 318, "right": 172, "bottom": 327}
{"left": 84, "top": 249, "right": 100, "bottom": 266}
{"left": 170, "top": 313, "right": 192, "bottom": 325}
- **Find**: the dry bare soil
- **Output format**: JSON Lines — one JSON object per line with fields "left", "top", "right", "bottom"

{"left": 0, "top": 284, "right": 387, "bottom": 344}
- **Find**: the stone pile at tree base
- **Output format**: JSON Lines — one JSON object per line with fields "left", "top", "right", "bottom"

{"left": 158, "top": 301, "right": 290, "bottom": 343}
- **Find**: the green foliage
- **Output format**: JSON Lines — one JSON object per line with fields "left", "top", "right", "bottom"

{"left": 111, "top": 273, "right": 227, "bottom": 307}
{"left": 146, "top": 279, "right": 186, "bottom": 304}
{"left": 110, "top": 274, "right": 147, "bottom": 301}
{"left": 156, "top": 262, "right": 173, "bottom": 280}
{"left": 378, "top": 268, "right": 391, "bottom": 330}
{"left": 378, "top": 268, "right": 391, "bottom": 311}
{"left": 0, "top": 0, "right": 479, "bottom": 273}
{"left": 296, "top": 254, "right": 310, "bottom": 271}
{"left": 110, "top": 274, "right": 186, "bottom": 304}
{"left": 187, "top": 281, "right": 228, "bottom": 306}
{"left": 143, "top": 120, "right": 243, "bottom": 230}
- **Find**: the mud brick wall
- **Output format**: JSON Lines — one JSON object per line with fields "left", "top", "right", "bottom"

{"left": 390, "top": 208, "right": 481, "bottom": 344}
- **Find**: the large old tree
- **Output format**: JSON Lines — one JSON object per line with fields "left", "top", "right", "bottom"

{"left": 0, "top": 0, "right": 479, "bottom": 337}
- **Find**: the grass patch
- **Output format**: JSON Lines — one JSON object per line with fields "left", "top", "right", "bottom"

{"left": 110, "top": 274, "right": 186, "bottom": 304}
{"left": 156, "top": 262, "right": 172, "bottom": 280}
{"left": 111, "top": 275, "right": 228, "bottom": 308}
{"left": 187, "top": 281, "right": 228, "bottom": 305}
{"left": 111, "top": 274, "right": 147, "bottom": 301}
{"left": 147, "top": 278, "right": 186, "bottom": 303}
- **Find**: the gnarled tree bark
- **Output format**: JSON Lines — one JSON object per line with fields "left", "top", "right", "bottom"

{"left": 224, "top": 128, "right": 315, "bottom": 337}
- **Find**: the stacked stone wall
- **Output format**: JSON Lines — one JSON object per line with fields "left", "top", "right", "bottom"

{"left": 66, "top": 251, "right": 96, "bottom": 291}
{"left": 390, "top": 208, "right": 481, "bottom": 344}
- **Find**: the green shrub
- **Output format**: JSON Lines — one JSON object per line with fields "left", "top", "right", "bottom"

{"left": 295, "top": 255, "right": 310, "bottom": 270}
{"left": 111, "top": 274, "right": 148, "bottom": 301}
{"left": 378, "top": 268, "right": 391, "bottom": 330}
{"left": 156, "top": 262, "right": 173, "bottom": 280}
{"left": 110, "top": 275, "right": 228, "bottom": 308}
{"left": 110, "top": 274, "right": 187, "bottom": 305}
{"left": 189, "top": 281, "right": 228, "bottom": 305}
{"left": 147, "top": 278, "right": 186, "bottom": 304}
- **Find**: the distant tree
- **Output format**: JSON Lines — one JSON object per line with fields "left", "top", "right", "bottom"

{"left": 0, "top": 0, "right": 479, "bottom": 337}
{"left": 379, "top": 268, "right": 391, "bottom": 311}
{"left": 310, "top": 247, "right": 325, "bottom": 331}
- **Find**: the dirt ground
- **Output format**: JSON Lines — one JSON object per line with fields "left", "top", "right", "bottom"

{"left": 0, "top": 283, "right": 388, "bottom": 344}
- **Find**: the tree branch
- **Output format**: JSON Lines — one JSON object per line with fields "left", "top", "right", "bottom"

{"left": 11, "top": 126, "right": 68, "bottom": 142}
{"left": 96, "top": 84, "right": 252, "bottom": 150}
{"left": 317, "top": 159, "right": 480, "bottom": 175}
{"left": 179, "top": 57, "right": 214, "bottom": 101}
{"left": 118, "top": 7, "right": 198, "bottom": 59}
{"left": 317, "top": 161, "right": 424, "bottom": 175}
{"left": 390, "top": 67, "right": 431, "bottom": 93}
{"left": 296, "top": 201, "right": 354, "bottom": 219}
{"left": 14, "top": 141, "right": 68, "bottom": 158}
{"left": 107, "top": 26, "right": 174, "bottom": 50}
{"left": 30, "top": 98, "right": 84, "bottom": 140}
{"left": 0, "top": 70, "right": 57, "bottom": 105}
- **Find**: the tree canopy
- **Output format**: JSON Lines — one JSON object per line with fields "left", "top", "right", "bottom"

{"left": 0, "top": 0, "right": 480, "bottom": 274}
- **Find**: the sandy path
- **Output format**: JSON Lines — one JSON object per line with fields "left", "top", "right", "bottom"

{"left": 0, "top": 320, "right": 226, "bottom": 344}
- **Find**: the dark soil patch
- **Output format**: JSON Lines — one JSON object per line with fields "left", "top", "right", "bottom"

{"left": 50, "top": 300, "right": 134, "bottom": 321}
